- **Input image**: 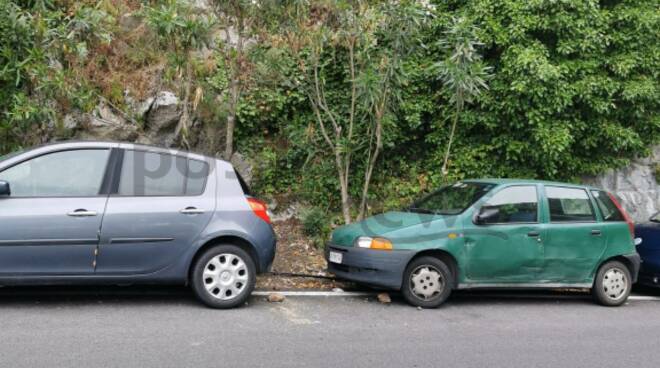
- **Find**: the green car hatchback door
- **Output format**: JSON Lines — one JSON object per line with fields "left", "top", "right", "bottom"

{"left": 326, "top": 179, "right": 640, "bottom": 308}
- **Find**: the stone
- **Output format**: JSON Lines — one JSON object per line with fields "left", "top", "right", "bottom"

{"left": 146, "top": 91, "right": 180, "bottom": 134}
{"left": 62, "top": 113, "right": 81, "bottom": 130}
{"left": 80, "top": 102, "right": 138, "bottom": 141}
{"left": 119, "top": 13, "right": 143, "bottom": 32}
{"left": 583, "top": 145, "right": 660, "bottom": 222}
{"left": 230, "top": 151, "right": 253, "bottom": 184}
{"left": 137, "top": 97, "right": 155, "bottom": 118}
{"left": 267, "top": 293, "right": 286, "bottom": 303}
{"left": 143, "top": 91, "right": 181, "bottom": 147}
{"left": 377, "top": 292, "right": 391, "bottom": 304}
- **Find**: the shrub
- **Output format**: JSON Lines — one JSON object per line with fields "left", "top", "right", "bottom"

{"left": 300, "top": 207, "right": 332, "bottom": 249}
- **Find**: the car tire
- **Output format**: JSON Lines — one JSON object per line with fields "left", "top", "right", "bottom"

{"left": 401, "top": 256, "right": 453, "bottom": 308}
{"left": 191, "top": 244, "right": 256, "bottom": 309}
{"left": 592, "top": 260, "right": 632, "bottom": 307}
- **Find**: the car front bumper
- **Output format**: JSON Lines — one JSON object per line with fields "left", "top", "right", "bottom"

{"left": 623, "top": 252, "right": 641, "bottom": 283}
{"left": 325, "top": 245, "right": 414, "bottom": 290}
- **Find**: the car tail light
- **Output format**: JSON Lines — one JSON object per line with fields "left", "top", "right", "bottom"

{"left": 607, "top": 192, "right": 634, "bottom": 238}
{"left": 247, "top": 197, "right": 271, "bottom": 224}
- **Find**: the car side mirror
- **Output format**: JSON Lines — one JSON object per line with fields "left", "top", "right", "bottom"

{"left": 474, "top": 206, "right": 499, "bottom": 225}
{"left": 0, "top": 180, "right": 10, "bottom": 197}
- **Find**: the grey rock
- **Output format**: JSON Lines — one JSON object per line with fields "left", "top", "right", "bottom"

{"left": 146, "top": 91, "right": 180, "bottom": 134}
{"left": 62, "top": 113, "right": 80, "bottom": 130}
{"left": 230, "top": 152, "right": 253, "bottom": 184}
{"left": 137, "top": 97, "right": 155, "bottom": 118}
{"left": 119, "top": 13, "right": 143, "bottom": 32}
{"left": 143, "top": 91, "right": 180, "bottom": 147}
{"left": 80, "top": 102, "right": 138, "bottom": 141}
{"left": 583, "top": 145, "right": 659, "bottom": 222}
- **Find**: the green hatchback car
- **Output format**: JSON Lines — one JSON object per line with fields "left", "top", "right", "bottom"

{"left": 326, "top": 179, "right": 640, "bottom": 308}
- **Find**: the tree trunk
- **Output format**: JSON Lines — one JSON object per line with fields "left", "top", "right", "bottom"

{"left": 175, "top": 62, "right": 193, "bottom": 149}
{"left": 224, "top": 12, "right": 245, "bottom": 160}
{"left": 338, "top": 159, "right": 352, "bottom": 224}
{"left": 358, "top": 107, "right": 384, "bottom": 220}
{"left": 441, "top": 103, "right": 461, "bottom": 179}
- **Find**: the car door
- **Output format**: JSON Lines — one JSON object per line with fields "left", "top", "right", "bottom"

{"left": 0, "top": 148, "right": 112, "bottom": 275}
{"left": 539, "top": 186, "right": 606, "bottom": 282}
{"left": 463, "top": 185, "right": 544, "bottom": 282}
{"left": 96, "top": 149, "right": 216, "bottom": 275}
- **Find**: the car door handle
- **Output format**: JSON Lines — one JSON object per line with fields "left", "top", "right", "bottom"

{"left": 527, "top": 231, "right": 540, "bottom": 237}
{"left": 179, "top": 207, "right": 205, "bottom": 215}
{"left": 591, "top": 229, "right": 602, "bottom": 236}
{"left": 67, "top": 209, "right": 97, "bottom": 217}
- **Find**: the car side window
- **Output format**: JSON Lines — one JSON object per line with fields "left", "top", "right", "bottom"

{"left": 479, "top": 186, "right": 538, "bottom": 224}
{"left": 590, "top": 190, "right": 625, "bottom": 222}
{"left": 0, "top": 149, "right": 110, "bottom": 197}
{"left": 186, "top": 159, "right": 209, "bottom": 196}
{"left": 118, "top": 150, "right": 208, "bottom": 196}
{"left": 546, "top": 186, "right": 595, "bottom": 222}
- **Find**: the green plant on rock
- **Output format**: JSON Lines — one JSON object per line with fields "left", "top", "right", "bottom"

{"left": 143, "top": 0, "right": 214, "bottom": 148}
{"left": 0, "top": 1, "right": 114, "bottom": 154}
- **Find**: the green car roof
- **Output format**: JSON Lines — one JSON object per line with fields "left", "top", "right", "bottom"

{"left": 462, "top": 178, "right": 601, "bottom": 190}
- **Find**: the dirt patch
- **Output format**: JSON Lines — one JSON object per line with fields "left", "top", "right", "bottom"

{"left": 256, "top": 219, "right": 355, "bottom": 291}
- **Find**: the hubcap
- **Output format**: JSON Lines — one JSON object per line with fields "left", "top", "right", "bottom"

{"left": 203, "top": 253, "right": 249, "bottom": 300}
{"left": 410, "top": 265, "right": 445, "bottom": 301}
{"left": 602, "top": 267, "right": 628, "bottom": 301}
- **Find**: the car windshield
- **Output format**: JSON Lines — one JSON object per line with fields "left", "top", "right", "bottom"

{"left": 408, "top": 182, "right": 495, "bottom": 215}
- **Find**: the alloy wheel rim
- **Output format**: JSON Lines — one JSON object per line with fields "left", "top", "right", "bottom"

{"left": 203, "top": 253, "right": 249, "bottom": 300}
{"left": 410, "top": 265, "right": 445, "bottom": 301}
{"left": 602, "top": 267, "right": 628, "bottom": 301}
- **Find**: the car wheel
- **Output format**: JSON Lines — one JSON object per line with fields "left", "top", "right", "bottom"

{"left": 191, "top": 244, "right": 256, "bottom": 309}
{"left": 592, "top": 260, "right": 631, "bottom": 307}
{"left": 401, "top": 256, "right": 453, "bottom": 308}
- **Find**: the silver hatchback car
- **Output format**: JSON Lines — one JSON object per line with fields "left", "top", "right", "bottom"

{"left": 0, "top": 141, "right": 276, "bottom": 308}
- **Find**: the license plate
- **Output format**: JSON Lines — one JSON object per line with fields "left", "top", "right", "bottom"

{"left": 329, "top": 251, "right": 343, "bottom": 264}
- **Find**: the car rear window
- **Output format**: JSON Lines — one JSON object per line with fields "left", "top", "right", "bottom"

{"left": 546, "top": 186, "right": 596, "bottom": 222}
{"left": 591, "top": 190, "right": 625, "bottom": 222}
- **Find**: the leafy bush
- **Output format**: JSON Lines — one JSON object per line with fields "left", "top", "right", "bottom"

{"left": 300, "top": 207, "right": 332, "bottom": 249}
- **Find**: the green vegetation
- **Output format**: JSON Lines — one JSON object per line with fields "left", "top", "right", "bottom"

{"left": 1, "top": 0, "right": 658, "bottom": 223}
{"left": 300, "top": 207, "right": 333, "bottom": 249}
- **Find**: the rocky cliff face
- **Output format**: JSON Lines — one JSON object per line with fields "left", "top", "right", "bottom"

{"left": 584, "top": 146, "right": 659, "bottom": 223}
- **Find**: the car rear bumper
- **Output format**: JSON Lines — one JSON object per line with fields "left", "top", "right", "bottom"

{"left": 325, "top": 245, "right": 414, "bottom": 290}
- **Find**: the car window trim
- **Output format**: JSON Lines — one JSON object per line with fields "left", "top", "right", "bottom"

{"left": 473, "top": 184, "right": 541, "bottom": 226}
{"left": 0, "top": 147, "right": 113, "bottom": 199}
{"left": 544, "top": 185, "right": 597, "bottom": 224}
{"left": 111, "top": 148, "right": 210, "bottom": 198}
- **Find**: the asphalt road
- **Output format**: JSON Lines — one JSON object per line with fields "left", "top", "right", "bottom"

{"left": 1, "top": 286, "right": 659, "bottom": 368}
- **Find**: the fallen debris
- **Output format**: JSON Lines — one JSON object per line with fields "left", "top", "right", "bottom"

{"left": 377, "top": 293, "right": 391, "bottom": 304}
{"left": 267, "top": 293, "right": 286, "bottom": 303}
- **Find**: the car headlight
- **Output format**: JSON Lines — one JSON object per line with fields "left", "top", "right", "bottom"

{"left": 354, "top": 236, "right": 393, "bottom": 250}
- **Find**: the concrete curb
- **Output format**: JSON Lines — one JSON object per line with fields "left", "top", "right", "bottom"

{"left": 253, "top": 290, "right": 660, "bottom": 301}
